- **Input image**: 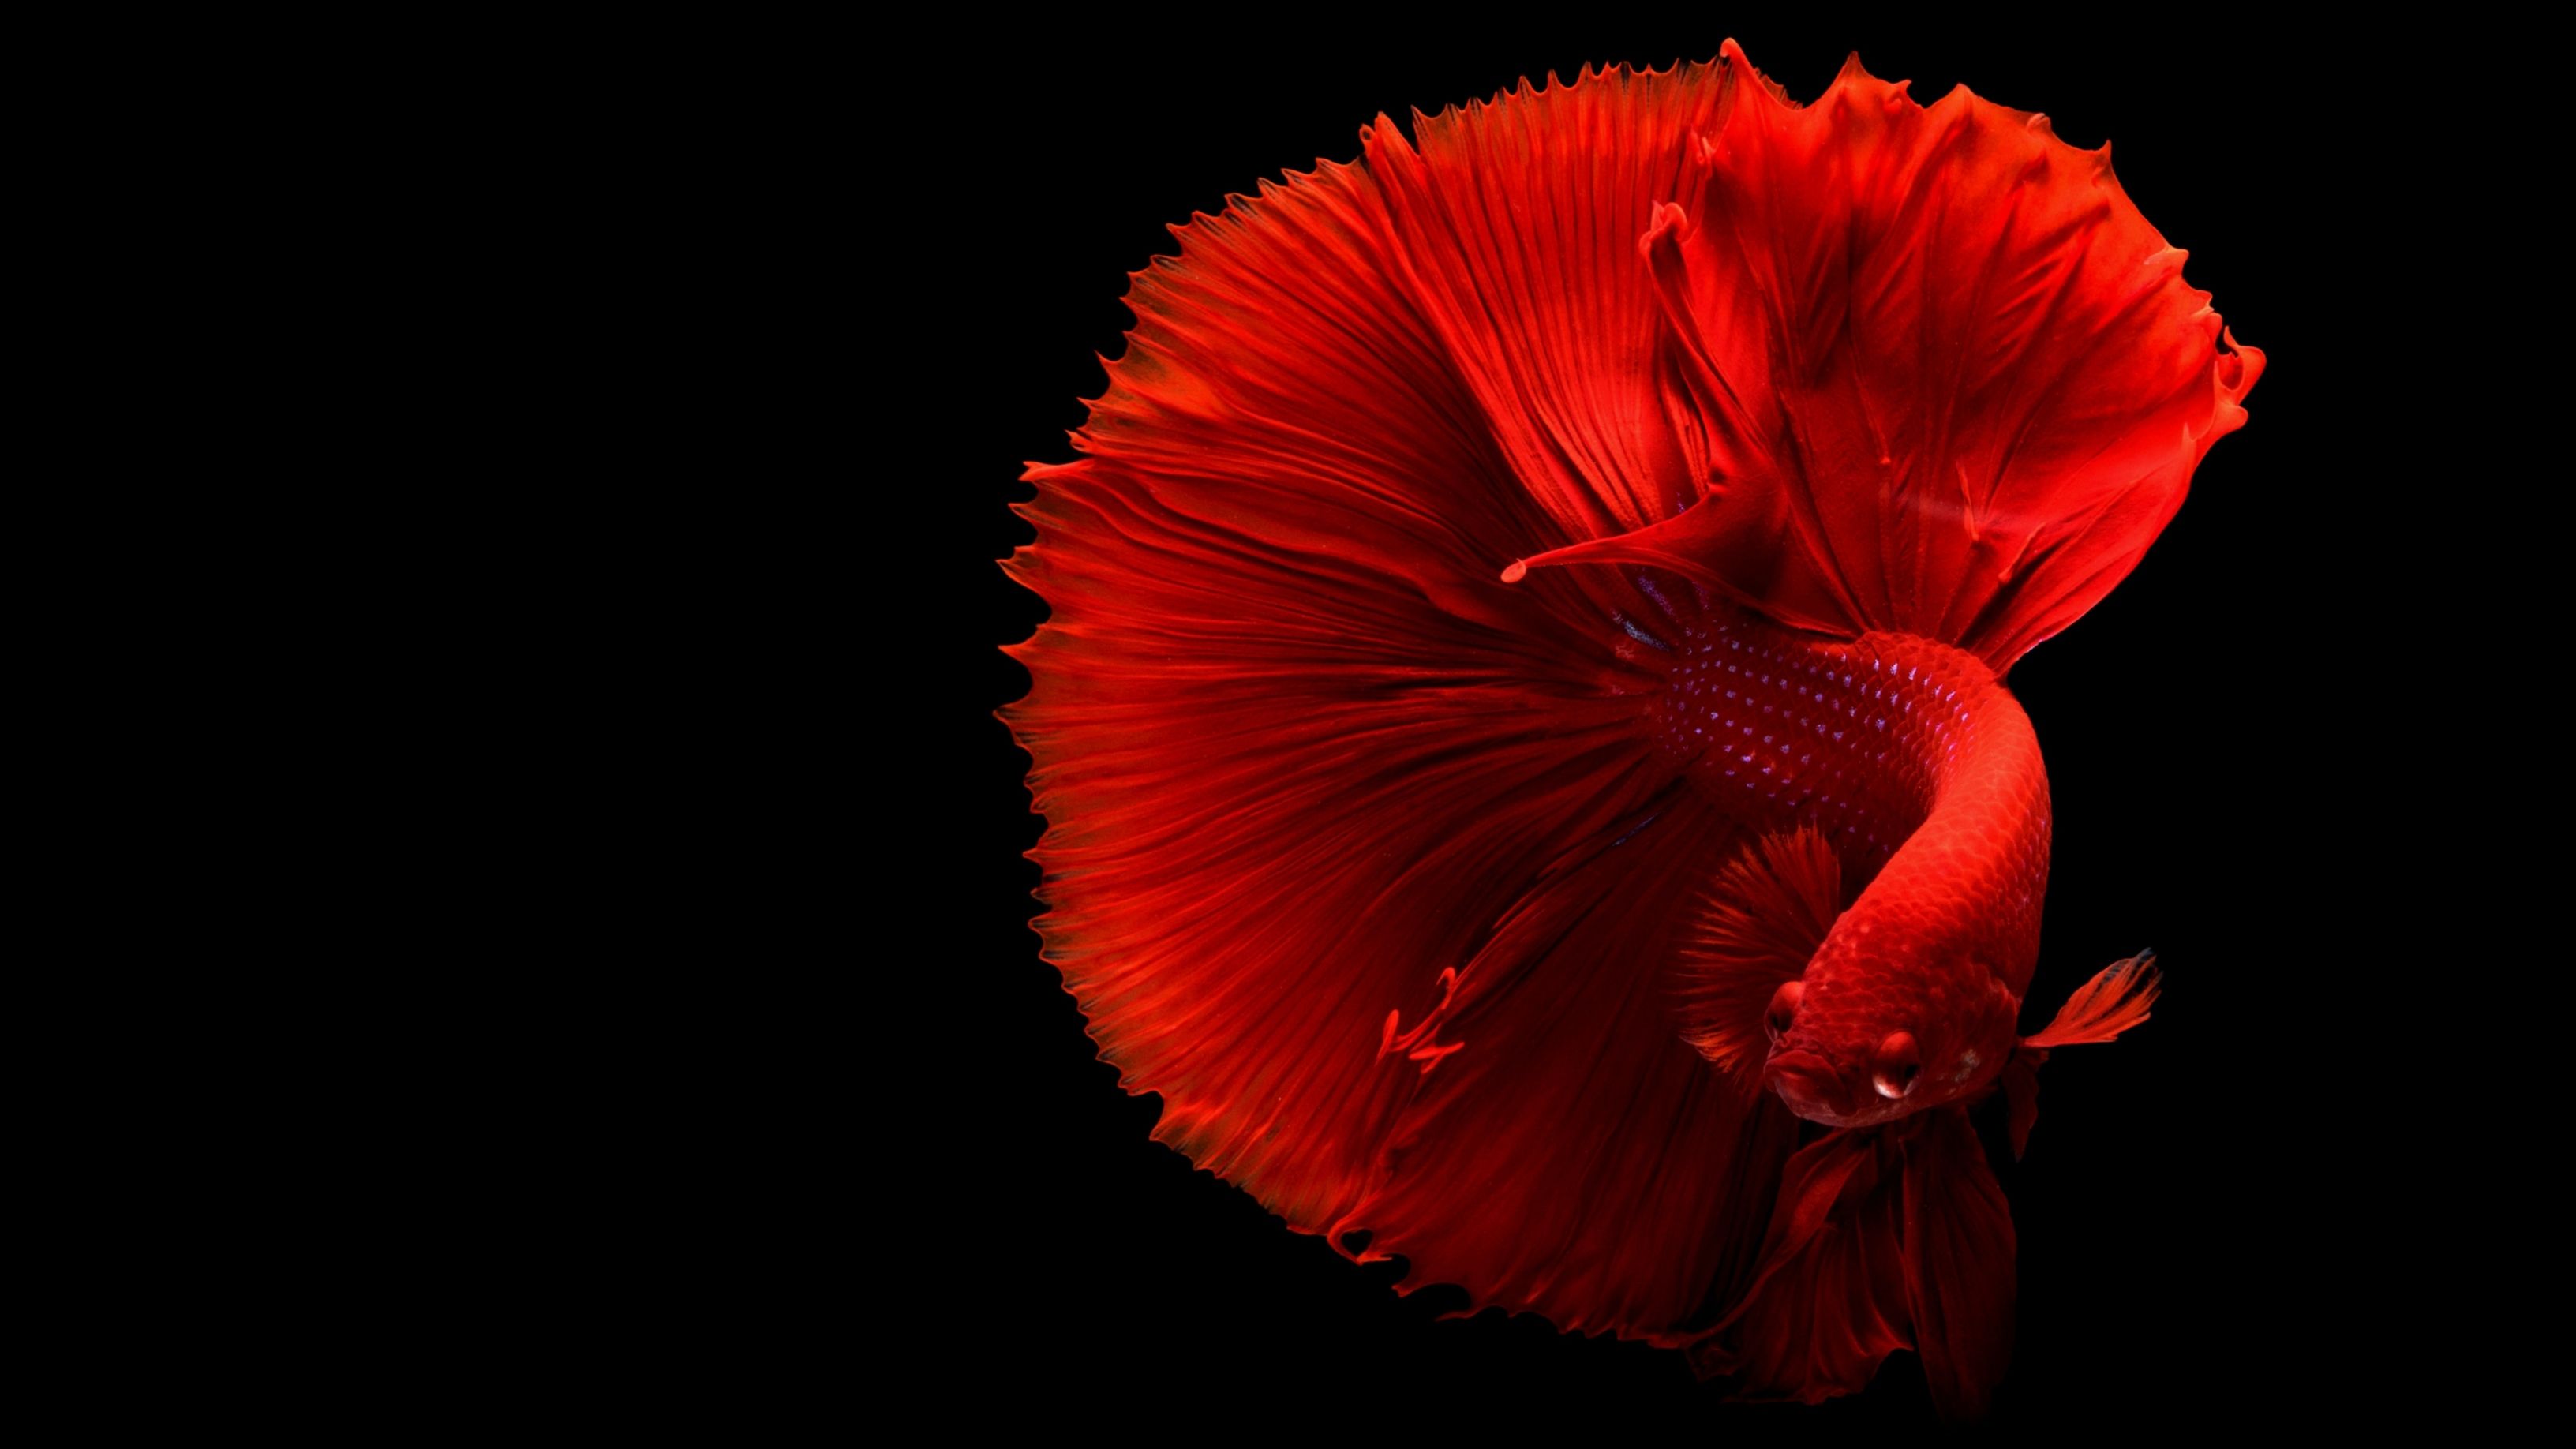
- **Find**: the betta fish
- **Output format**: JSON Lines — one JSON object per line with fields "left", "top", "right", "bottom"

{"left": 1002, "top": 41, "right": 2260, "bottom": 1418}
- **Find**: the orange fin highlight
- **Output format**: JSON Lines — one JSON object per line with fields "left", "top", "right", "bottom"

{"left": 1673, "top": 826, "right": 1847, "bottom": 1069}
{"left": 2021, "top": 949, "right": 2161, "bottom": 1050}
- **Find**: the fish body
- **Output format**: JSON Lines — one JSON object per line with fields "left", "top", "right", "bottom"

{"left": 1641, "top": 613, "right": 2043, "bottom": 1127}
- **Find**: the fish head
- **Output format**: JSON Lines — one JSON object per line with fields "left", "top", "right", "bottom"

{"left": 1759, "top": 943, "right": 2020, "bottom": 1129}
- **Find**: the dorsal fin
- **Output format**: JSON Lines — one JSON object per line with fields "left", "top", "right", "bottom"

{"left": 1675, "top": 826, "right": 1846, "bottom": 1068}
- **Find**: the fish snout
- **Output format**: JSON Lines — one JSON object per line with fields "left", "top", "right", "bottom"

{"left": 1764, "top": 1049, "right": 1858, "bottom": 1123}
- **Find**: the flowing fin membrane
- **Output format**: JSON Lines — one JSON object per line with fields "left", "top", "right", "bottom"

{"left": 2024, "top": 949, "right": 2162, "bottom": 1050}
{"left": 1007, "top": 61, "right": 1796, "bottom": 1330}
{"left": 1686, "top": 1105, "right": 2012, "bottom": 1420}
{"left": 2004, "top": 950, "right": 2162, "bottom": 1156}
{"left": 1510, "top": 43, "right": 2263, "bottom": 673}
{"left": 1008, "top": 43, "right": 2255, "bottom": 1413}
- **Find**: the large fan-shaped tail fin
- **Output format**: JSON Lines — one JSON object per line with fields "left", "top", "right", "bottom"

{"left": 1511, "top": 44, "right": 2263, "bottom": 670}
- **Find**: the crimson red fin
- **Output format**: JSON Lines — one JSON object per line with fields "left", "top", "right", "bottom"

{"left": 1690, "top": 1104, "right": 2019, "bottom": 1417}
{"left": 1900, "top": 1104, "right": 2017, "bottom": 1421}
{"left": 1518, "top": 47, "right": 2263, "bottom": 669}
{"left": 1007, "top": 122, "right": 1692, "bottom": 1238}
{"left": 1363, "top": 60, "right": 1730, "bottom": 544}
{"left": 2023, "top": 949, "right": 2161, "bottom": 1049}
{"left": 1687, "top": 1128, "right": 1910, "bottom": 1402}
{"left": 1673, "top": 826, "right": 1847, "bottom": 1069}
{"left": 1335, "top": 796, "right": 1802, "bottom": 1341}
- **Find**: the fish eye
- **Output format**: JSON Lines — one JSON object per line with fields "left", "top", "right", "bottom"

{"left": 1871, "top": 1032, "right": 1921, "bottom": 1099}
{"left": 1765, "top": 980, "right": 1804, "bottom": 1043}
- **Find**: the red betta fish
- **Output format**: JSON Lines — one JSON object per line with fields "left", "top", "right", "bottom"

{"left": 1003, "top": 42, "right": 2260, "bottom": 1418}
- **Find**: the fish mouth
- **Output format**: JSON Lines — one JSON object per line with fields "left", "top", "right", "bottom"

{"left": 1764, "top": 1049, "right": 1859, "bottom": 1123}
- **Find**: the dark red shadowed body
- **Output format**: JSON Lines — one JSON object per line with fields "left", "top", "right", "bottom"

{"left": 1004, "top": 39, "right": 2256, "bottom": 1419}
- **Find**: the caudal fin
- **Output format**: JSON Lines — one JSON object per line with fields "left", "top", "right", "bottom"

{"left": 1506, "top": 49, "right": 2263, "bottom": 671}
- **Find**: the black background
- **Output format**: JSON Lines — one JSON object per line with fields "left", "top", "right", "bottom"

{"left": 919, "top": 17, "right": 2395, "bottom": 1428}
